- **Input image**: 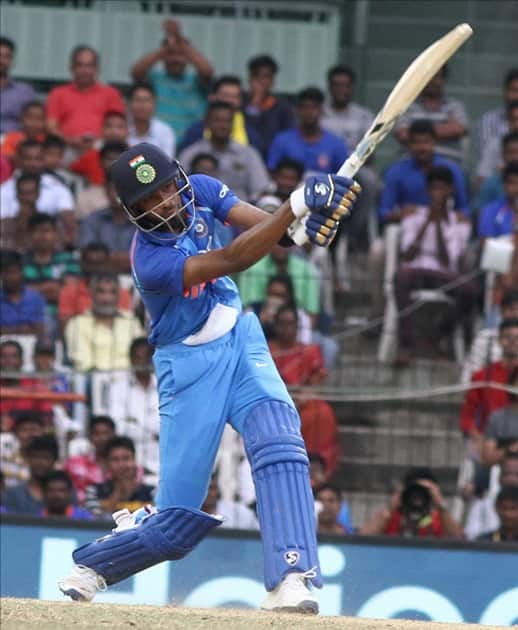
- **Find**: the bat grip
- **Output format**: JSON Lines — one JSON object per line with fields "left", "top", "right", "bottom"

{"left": 288, "top": 156, "right": 361, "bottom": 245}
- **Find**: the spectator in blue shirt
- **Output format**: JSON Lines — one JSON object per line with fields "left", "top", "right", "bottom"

{"left": 476, "top": 132, "right": 518, "bottom": 211}
{"left": 378, "top": 119, "right": 471, "bottom": 223}
{"left": 0, "top": 249, "right": 46, "bottom": 337}
{"left": 267, "top": 87, "right": 348, "bottom": 176}
{"left": 478, "top": 162, "right": 518, "bottom": 238}
{"left": 39, "top": 471, "right": 93, "bottom": 520}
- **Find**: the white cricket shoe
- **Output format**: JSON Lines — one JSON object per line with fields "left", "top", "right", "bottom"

{"left": 58, "top": 564, "right": 107, "bottom": 602}
{"left": 261, "top": 569, "right": 319, "bottom": 614}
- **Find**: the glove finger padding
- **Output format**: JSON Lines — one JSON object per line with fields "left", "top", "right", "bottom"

{"left": 317, "top": 181, "right": 362, "bottom": 220}
{"left": 305, "top": 214, "right": 339, "bottom": 247}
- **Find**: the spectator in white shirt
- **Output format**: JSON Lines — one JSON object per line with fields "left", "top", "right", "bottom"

{"left": 478, "top": 69, "right": 518, "bottom": 165}
{"left": 394, "top": 166, "right": 473, "bottom": 365}
{"left": 104, "top": 337, "right": 160, "bottom": 482}
{"left": 127, "top": 82, "right": 176, "bottom": 158}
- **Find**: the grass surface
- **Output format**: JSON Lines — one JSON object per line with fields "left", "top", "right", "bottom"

{"left": 0, "top": 598, "right": 497, "bottom": 630}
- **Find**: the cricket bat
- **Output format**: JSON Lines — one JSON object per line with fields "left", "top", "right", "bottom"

{"left": 288, "top": 22, "right": 473, "bottom": 245}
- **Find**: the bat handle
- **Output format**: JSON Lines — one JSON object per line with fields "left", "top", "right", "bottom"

{"left": 288, "top": 156, "right": 361, "bottom": 246}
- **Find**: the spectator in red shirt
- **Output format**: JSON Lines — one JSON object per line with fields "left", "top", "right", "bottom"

{"left": 57, "top": 243, "right": 133, "bottom": 332}
{"left": 46, "top": 46, "right": 124, "bottom": 153}
{"left": 269, "top": 306, "right": 340, "bottom": 474}
{"left": 459, "top": 318, "right": 518, "bottom": 439}
{"left": 63, "top": 415, "right": 115, "bottom": 502}
{"left": 268, "top": 305, "right": 326, "bottom": 387}
{"left": 69, "top": 111, "right": 129, "bottom": 186}
{"left": 0, "top": 340, "right": 54, "bottom": 432}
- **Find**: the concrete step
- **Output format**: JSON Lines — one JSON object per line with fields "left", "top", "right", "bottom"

{"left": 335, "top": 462, "right": 459, "bottom": 495}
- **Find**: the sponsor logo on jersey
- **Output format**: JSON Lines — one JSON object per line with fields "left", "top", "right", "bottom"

{"left": 284, "top": 551, "right": 300, "bottom": 566}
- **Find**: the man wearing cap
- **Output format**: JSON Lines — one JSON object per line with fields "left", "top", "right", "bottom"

{"left": 58, "top": 142, "right": 361, "bottom": 614}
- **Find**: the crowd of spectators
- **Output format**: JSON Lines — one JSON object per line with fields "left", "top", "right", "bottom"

{"left": 1, "top": 18, "right": 518, "bottom": 543}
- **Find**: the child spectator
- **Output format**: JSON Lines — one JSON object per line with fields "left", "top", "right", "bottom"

{"left": 83, "top": 436, "right": 154, "bottom": 519}
{"left": 69, "top": 111, "right": 128, "bottom": 186}
{"left": 39, "top": 470, "right": 93, "bottom": 520}
{"left": 2, "top": 434, "right": 59, "bottom": 515}
{"left": 1, "top": 100, "right": 46, "bottom": 160}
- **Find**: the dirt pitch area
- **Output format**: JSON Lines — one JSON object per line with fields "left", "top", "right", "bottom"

{"left": 0, "top": 599, "right": 501, "bottom": 630}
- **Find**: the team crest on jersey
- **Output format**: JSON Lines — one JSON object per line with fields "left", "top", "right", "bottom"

{"left": 194, "top": 217, "right": 209, "bottom": 238}
{"left": 284, "top": 551, "right": 300, "bottom": 566}
{"left": 135, "top": 163, "right": 157, "bottom": 184}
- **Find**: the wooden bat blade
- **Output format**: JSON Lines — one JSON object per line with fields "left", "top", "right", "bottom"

{"left": 289, "top": 23, "right": 473, "bottom": 245}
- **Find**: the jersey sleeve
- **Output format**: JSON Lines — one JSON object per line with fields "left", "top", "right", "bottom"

{"left": 133, "top": 243, "right": 187, "bottom": 296}
{"left": 190, "top": 174, "right": 240, "bottom": 222}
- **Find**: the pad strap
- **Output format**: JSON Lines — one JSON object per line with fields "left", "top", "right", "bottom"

{"left": 73, "top": 507, "right": 222, "bottom": 585}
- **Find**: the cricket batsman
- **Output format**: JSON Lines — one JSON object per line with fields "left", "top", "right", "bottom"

{"left": 59, "top": 143, "right": 360, "bottom": 613}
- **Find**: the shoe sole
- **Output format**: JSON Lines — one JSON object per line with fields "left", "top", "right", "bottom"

{"left": 59, "top": 586, "right": 89, "bottom": 602}
{"left": 262, "top": 601, "right": 319, "bottom": 615}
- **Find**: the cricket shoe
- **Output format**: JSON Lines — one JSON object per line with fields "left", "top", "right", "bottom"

{"left": 261, "top": 568, "right": 319, "bottom": 614}
{"left": 58, "top": 564, "right": 107, "bottom": 602}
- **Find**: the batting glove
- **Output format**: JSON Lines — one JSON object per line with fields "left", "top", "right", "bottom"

{"left": 290, "top": 174, "right": 361, "bottom": 219}
{"left": 304, "top": 213, "right": 340, "bottom": 247}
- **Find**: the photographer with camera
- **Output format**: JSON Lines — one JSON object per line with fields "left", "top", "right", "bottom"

{"left": 359, "top": 468, "right": 464, "bottom": 539}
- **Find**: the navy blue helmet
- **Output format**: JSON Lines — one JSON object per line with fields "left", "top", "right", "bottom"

{"left": 111, "top": 143, "right": 195, "bottom": 238}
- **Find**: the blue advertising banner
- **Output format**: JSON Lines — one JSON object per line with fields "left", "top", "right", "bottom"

{"left": 1, "top": 517, "right": 517, "bottom": 625}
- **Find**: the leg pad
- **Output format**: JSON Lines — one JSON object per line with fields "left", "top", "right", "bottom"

{"left": 243, "top": 400, "right": 322, "bottom": 590}
{"left": 73, "top": 507, "right": 221, "bottom": 585}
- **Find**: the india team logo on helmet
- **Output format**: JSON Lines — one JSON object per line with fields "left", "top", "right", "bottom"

{"left": 111, "top": 143, "right": 195, "bottom": 241}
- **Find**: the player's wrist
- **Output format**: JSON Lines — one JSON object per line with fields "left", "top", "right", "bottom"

{"left": 289, "top": 186, "right": 309, "bottom": 219}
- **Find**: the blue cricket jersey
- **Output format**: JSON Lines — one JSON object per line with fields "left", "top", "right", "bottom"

{"left": 130, "top": 174, "right": 242, "bottom": 346}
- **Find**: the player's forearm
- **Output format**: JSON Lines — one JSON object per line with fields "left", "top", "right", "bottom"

{"left": 131, "top": 49, "right": 163, "bottom": 81}
{"left": 225, "top": 202, "right": 295, "bottom": 272}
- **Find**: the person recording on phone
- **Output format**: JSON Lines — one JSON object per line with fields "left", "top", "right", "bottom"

{"left": 359, "top": 468, "right": 464, "bottom": 539}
